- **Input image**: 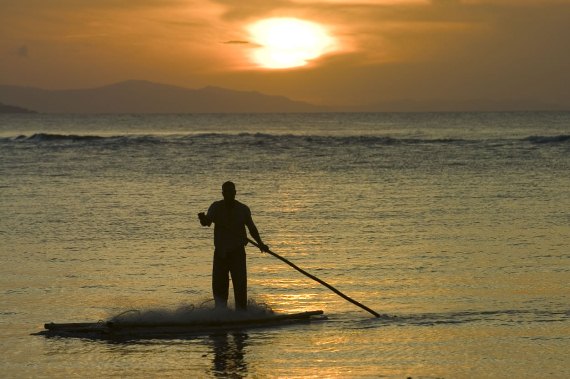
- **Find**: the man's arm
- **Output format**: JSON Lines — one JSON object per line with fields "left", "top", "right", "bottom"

{"left": 246, "top": 215, "right": 269, "bottom": 252}
{"left": 199, "top": 202, "right": 217, "bottom": 227}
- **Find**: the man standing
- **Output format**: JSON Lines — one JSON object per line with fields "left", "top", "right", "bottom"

{"left": 198, "top": 181, "right": 269, "bottom": 311}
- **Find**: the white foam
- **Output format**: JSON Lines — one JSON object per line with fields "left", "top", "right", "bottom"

{"left": 109, "top": 299, "right": 275, "bottom": 325}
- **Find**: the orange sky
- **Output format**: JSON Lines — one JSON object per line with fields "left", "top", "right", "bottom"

{"left": 1, "top": 0, "right": 569, "bottom": 109}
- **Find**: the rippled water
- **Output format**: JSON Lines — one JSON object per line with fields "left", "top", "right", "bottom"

{"left": 1, "top": 112, "right": 569, "bottom": 378}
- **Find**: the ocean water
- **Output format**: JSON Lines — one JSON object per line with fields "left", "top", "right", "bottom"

{"left": 1, "top": 112, "right": 569, "bottom": 378}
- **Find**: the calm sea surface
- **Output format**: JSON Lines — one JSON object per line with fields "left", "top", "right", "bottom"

{"left": 1, "top": 112, "right": 569, "bottom": 378}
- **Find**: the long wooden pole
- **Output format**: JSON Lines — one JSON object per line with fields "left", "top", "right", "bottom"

{"left": 247, "top": 238, "right": 381, "bottom": 318}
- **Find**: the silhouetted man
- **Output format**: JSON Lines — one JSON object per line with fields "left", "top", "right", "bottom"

{"left": 198, "top": 181, "right": 269, "bottom": 311}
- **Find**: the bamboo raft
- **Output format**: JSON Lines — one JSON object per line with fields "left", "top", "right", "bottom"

{"left": 34, "top": 310, "right": 326, "bottom": 339}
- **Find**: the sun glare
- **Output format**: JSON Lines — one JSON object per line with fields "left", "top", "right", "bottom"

{"left": 247, "top": 18, "right": 336, "bottom": 69}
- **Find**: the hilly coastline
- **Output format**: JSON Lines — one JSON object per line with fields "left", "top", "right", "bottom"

{"left": 0, "top": 102, "right": 36, "bottom": 114}
{"left": 0, "top": 80, "right": 329, "bottom": 114}
{"left": 1, "top": 80, "right": 566, "bottom": 114}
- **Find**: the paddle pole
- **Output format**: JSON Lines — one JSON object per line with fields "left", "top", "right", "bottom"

{"left": 247, "top": 238, "right": 381, "bottom": 318}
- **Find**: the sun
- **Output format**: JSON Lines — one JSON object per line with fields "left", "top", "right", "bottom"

{"left": 247, "top": 18, "right": 336, "bottom": 69}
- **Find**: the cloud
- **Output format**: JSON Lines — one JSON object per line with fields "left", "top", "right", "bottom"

{"left": 462, "top": 0, "right": 570, "bottom": 4}
{"left": 17, "top": 45, "right": 29, "bottom": 58}
{"left": 1, "top": 0, "right": 190, "bottom": 11}
{"left": 290, "top": 0, "right": 428, "bottom": 3}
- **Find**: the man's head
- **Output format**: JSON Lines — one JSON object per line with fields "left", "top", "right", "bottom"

{"left": 222, "top": 181, "right": 236, "bottom": 203}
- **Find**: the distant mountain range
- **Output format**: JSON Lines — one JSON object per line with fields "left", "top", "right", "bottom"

{"left": 0, "top": 80, "right": 566, "bottom": 113}
{"left": 0, "top": 80, "right": 329, "bottom": 114}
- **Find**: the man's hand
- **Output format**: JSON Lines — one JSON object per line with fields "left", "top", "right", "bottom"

{"left": 198, "top": 212, "right": 211, "bottom": 227}
{"left": 259, "top": 243, "right": 270, "bottom": 253}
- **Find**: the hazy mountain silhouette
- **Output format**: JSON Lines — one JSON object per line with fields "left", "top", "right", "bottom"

{"left": 0, "top": 80, "right": 329, "bottom": 113}
{"left": 0, "top": 102, "right": 36, "bottom": 113}
{"left": 0, "top": 80, "right": 565, "bottom": 113}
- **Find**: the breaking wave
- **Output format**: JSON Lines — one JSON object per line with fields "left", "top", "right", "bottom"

{"left": 2, "top": 132, "right": 569, "bottom": 147}
{"left": 16, "top": 133, "right": 107, "bottom": 142}
{"left": 524, "top": 135, "right": 570, "bottom": 144}
{"left": 13, "top": 133, "right": 162, "bottom": 144}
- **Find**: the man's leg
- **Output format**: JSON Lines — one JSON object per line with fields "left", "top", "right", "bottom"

{"left": 212, "top": 251, "right": 229, "bottom": 309}
{"left": 230, "top": 248, "right": 247, "bottom": 311}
